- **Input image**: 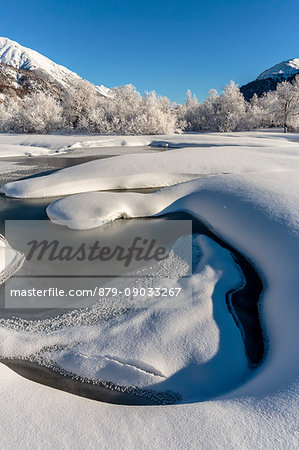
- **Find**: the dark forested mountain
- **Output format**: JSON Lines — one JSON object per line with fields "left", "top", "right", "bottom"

{"left": 240, "top": 58, "right": 299, "bottom": 101}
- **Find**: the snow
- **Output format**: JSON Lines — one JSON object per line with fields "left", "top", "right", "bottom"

{"left": 0, "top": 234, "right": 24, "bottom": 285}
{"left": 0, "top": 130, "right": 298, "bottom": 448}
{"left": 257, "top": 58, "right": 299, "bottom": 80}
{"left": 2, "top": 131, "right": 299, "bottom": 198}
{"left": 95, "top": 84, "right": 113, "bottom": 98}
{"left": 0, "top": 36, "right": 81, "bottom": 88}
{"left": 48, "top": 235, "right": 247, "bottom": 400}
{"left": 0, "top": 37, "right": 111, "bottom": 96}
{"left": 0, "top": 235, "right": 248, "bottom": 401}
{"left": 0, "top": 361, "right": 296, "bottom": 450}
{"left": 0, "top": 143, "right": 66, "bottom": 158}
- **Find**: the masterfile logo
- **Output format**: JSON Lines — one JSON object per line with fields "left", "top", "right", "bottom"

{"left": 4, "top": 219, "right": 192, "bottom": 309}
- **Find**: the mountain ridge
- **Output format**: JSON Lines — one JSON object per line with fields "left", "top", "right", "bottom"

{"left": 0, "top": 37, "right": 81, "bottom": 88}
{"left": 0, "top": 36, "right": 111, "bottom": 99}
{"left": 257, "top": 58, "right": 299, "bottom": 80}
{"left": 240, "top": 58, "right": 299, "bottom": 101}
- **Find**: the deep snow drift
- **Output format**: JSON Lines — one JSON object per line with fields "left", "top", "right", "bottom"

{"left": 2, "top": 131, "right": 299, "bottom": 198}
{"left": 0, "top": 130, "right": 298, "bottom": 449}
{"left": 0, "top": 235, "right": 248, "bottom": 401}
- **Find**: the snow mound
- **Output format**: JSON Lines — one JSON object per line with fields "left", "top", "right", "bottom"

{"left": 0, "top": 131, "right": 298, "bottom": 447}
{"left": 2, "top": 142, "right": 298, "bottom": 198}
{"left": 0, "top": 143, "right": 66, "bottom": 158}
{"left": 0, "top": 235, "right": 247, "bottom": 401}
{"left": 257, "top": 58, "right": 299, "bottom": 80}
{"left": 45, "top": 169, "right": 299, "bottom": 396}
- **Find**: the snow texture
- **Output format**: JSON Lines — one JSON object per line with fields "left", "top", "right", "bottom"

{"left": 2, "top": 131, "right": 299, "bottom": 198}
{"left": 0, "top": 37, "right": 81, "bottom": 88}
{"left": 257, "top": 58, "right": 299, "bottom": 80}
{"left": 0, "top": 131, "right": 298, "bottom": 449}
{"left": 0, "top": 37, "right": 111, "bottom": 96}
{"left": 0, "top": 235, "right": 248, "bottom": 401}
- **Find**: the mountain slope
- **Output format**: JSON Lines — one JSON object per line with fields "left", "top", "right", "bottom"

{"left": 0, "top": 37, "right": 80, "bottom": 88}
{"left": 0, "top": 37, "right": 112, "bottom": 100}
{"left": 257, "top": 58, "right": 299, "bottom": 80}
{"left": 0, "top": 62, "right": 64, "bottom": 99}
{"left": 240, "top": 58, "right": 299, "bottom": 101}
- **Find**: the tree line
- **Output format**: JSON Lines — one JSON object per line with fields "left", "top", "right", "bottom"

{"left": 0, "top": 76, "right": 299, "bottom": 134}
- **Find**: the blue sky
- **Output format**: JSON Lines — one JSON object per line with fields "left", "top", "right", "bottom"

{"left": 1, "top": 0, "right": 299, "bottom": 103}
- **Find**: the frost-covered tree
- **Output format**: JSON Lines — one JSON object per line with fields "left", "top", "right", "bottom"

{"left": 215, "top": 81, "right": 246, "bottom": 132}
{"left": 77, "top": 84, "right": 177, "bottom": 135}
{"left": 135, "top": 91, "right": 177, "bottom": 134}
{"left": 180, "top": 82, "right": 246, "bottom": 132}
{"left": 182, "top": 90, "right": 200, "bottom": 130}
{"left": 62, "top": 79, "right": 98, "bottom": 128}
{"left": 3, "top": 93, "right": 63, "bottom": 133}
{"left": 265, "top": 75, "right": 299, "bottom": 132}
{"left": 241, "top": 94, "right": 269, "bottom": 130}
{"left": 0, "top": 95, "right": 21, "bottom": 131}
{"left": 2, "top": 72, "right": 299, "bottom": 135}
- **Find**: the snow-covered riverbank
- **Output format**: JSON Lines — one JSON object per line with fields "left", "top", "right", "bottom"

{"left": 0, "top": 130, "right": 298, "bottom": 448}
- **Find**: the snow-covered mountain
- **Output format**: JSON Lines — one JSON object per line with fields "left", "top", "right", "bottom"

{"left": 257, "top": 58, "right": 299, "bottom": 80}
{"left": 0, "top": 37, "right": 81, "bottom": 88}
{"left": 240, "top": 58, "right": 299, "bottom": 101}
{"left": 0, "top": 36, "right": 111, "bottom": 98}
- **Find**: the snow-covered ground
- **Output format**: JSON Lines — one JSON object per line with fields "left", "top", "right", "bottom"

{"left": 2, "top": 130, "right": 299, "bottom": 198}
{"left": 0, "top": 235, "right": 248, "bottom": 402}
{"left": 0, "top": 130, "right": 298, "bottom": 448}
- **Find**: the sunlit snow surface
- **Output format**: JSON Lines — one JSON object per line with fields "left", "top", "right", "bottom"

{"left": 0, "top": 131, "right": 298, "bottom": 448}
{"left": 257, "top": 58, "right": 299, "bottom": 80}
{"left": 0, "top": 235, "right": 247, "bottom": 402}
{"left": 0, "top": 36, "right": 80, "bottom": 88}
{"left": 0, "top": 36, "right": 112, "bottom": 96}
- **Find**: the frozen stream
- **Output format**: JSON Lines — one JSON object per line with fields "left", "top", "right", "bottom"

{"left": 0, "top": 152, "right": 265, "bottom": 404}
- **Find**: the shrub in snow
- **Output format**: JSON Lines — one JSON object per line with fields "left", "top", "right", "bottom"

{"left": 182, "top": 82, "right": 247, "bottom": 132}
{"left": 1, "top": 72, "right": 299, "bottom": 134}
{"left": 62, "top": 79, "right": 98, "bottom": 129}
{"left": 264, "top": 75, "right": 299, "bottom": 132}
{"left": 0, "top": 95, "right": 21, "bottom": 131}
{"left": 74, "top": 84, "right": 177, "bottom": 135}
{"left": 6, "top": 93, "right": 63, "bottom": 133}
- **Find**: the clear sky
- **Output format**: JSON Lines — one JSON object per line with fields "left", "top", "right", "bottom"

{"left": 1, "top": 0, "right": 299, "bottom": 103}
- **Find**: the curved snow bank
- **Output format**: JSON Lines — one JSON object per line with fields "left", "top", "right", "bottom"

{"left": 2, "top": 144, "right": 297, "bottom": 198}
{"left": 0, "top": 235, "right": 248, "bottom": 401}
{"left": 63, "top": 136, "right": 152, "bottom": 150}
{"left": 0, "top": 144, "right": 65, "bottom": 158}
{"left": 0, "top": 234, "right": 24, "bottom": 285}
{"left": 47, "top": 170, "right": 299, "bottom": 398}
{"left": 0, "top": 362, "right": 296, "bottom": 449}
{"left": 47, "top": 170, "right": 299, "bottom": 232}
